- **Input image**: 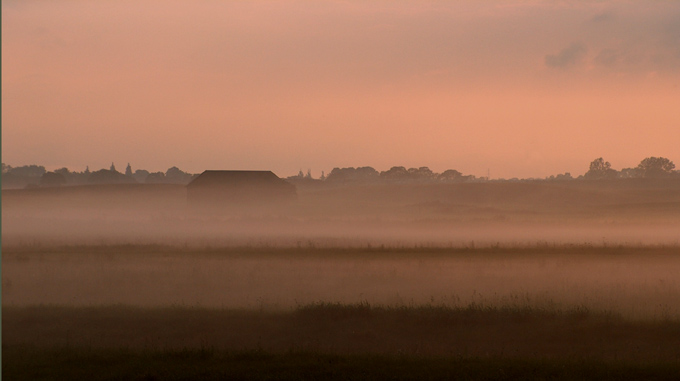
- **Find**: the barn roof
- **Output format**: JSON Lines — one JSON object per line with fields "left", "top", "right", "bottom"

{"left": 187, "top": 170, "right": 289, "bottom": 188}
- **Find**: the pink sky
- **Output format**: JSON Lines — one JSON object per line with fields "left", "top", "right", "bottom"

{"left": 3, "top": 1, "right": 679, "bottom": 179}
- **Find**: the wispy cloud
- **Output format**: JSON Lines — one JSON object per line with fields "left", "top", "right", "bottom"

{"left": 589, "top": 11, "right": 615, "bottom": 24}
{"left": 545, "top": 43, "right": 588, "bottom": 69}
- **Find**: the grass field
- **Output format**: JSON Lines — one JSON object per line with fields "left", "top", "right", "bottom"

{"left": 3, "top": 244, "right": 680, "bottom": 379}
{"left": 4, "top": 244, "right": 680, "bottom": 319}
{"left": 6, "top": 346, "right": 680, "bottom": 381}
{"left": 4, "top": 303, "right": 680, "bottom": 380}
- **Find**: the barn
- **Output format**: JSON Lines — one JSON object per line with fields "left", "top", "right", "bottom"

{"left": 186, "top": 170, "right": 296, "bottom": 212}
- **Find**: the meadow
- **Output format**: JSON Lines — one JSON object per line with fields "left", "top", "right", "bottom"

{"left": 4, "top": 303, "right": 680, "bottom": 380}
{"left": 3, "top": 179, "right": 680, "bottom": 379}
{"left": 4, "top": 244, "right": 680, "bottom": 379}
{"left": 4, "top": 244, "right": 680, "bottom": 318}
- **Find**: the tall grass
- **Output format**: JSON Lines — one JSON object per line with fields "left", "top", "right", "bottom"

{"left": 4, "top": 245, "right": 680, "bottom": 319}
{"left": 4, "top": 303, "right": 680, "bottom": 380}
{"left": 4, "top": 303, "right": 679, "bottom": 360}
{"left": 4, "top": 346, "right": 680, "bottom": 381}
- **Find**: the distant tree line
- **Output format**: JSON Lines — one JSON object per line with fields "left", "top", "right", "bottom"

{"left": 297, "top": 166, "right": 478, "bottom": 184}
{"left": 584, "top": 157, "right": 676, "bottom": 180}
{"left": 2, "top": 156, "right": 677, "bottom": 189}
{"left": 289, "top": 156, "right": 678, "bottom": 184}
{"left": 1, "top": 162, "right": 197, "bottom": 189}
{"left": 285, "top": 166, "right": 481, "bottom": 184}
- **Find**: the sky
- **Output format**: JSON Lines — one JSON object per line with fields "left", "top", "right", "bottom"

{"left": 3, "top": 0, "right": 680, "bottom": 179}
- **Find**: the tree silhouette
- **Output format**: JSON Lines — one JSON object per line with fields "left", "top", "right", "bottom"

{"left": 6, "top": 164, "right": 46, "bottom": 178}
{"left": 145, "top": 172, "right": 166, "bottom": 183}
{"left": 165, "top": 166, "right": 193, "bottom": 183}
{"left": 89, "top": 169, "right": 135, "bottom": 184}
{"left": 408, "top": 167, "right": 435, "bottom": 180}
{"left": 326, "top": 167, "right": 379, "bottom": 182}
{"left": 438, "top": 169, "right": 464, "bottom": 182}
{"left": 40, "top": 172, "right": 66, "bottom": 187}
{"left": 380, "top": 166, "right": 409, "bottom": 180}
{"left": 585, "top": 158, "right": 617, "bottom": 179}
{"left": 133, "top": 169, "right": 150, "bottom": 183}
{"left": 637, "top": 157, "right": 675, "bottom": 178}
{"left": 380, "top": 166, "right": 439, "bottom": 182}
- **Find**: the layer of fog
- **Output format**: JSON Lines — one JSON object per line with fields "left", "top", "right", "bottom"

{"left": 2, "top": 180, "right": 680, "bottom": 247}
{"left": 4, "top": 249, "right": 679, "bottom": 321}
{"left": 3, "top": 181, "right": 679, "bottom": 321}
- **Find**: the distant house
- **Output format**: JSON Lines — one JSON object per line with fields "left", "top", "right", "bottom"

{"left": 186, "top": 170, "right": 296, "bottom": 212}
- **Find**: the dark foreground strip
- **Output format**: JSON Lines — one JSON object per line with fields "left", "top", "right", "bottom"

{"left": 4, "top": 345, "right": 680, "bottom": 381}
{"left": 5, "top": 304, "right": 680, "bottom": 360}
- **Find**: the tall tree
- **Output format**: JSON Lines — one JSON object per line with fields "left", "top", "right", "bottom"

{"left": 637, "top": 157, "right": 675, "bottom": 178}
{"left": 584, "top": 158, "right": 617, "bottom": 179}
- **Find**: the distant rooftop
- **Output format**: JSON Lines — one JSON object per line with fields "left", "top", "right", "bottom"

{"left": 187, "top": 170, "right": 286, "bottom": 187}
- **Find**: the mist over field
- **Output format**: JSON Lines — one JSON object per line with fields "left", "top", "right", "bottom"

{"left": 3, "top": 178, "right": 680, "bottom": 320}
{"left": 3, "top": 149, "right": 680, "bottom": 380}
{"left": 4, "top": 245, "right": 680, "bottom": 321}
{"left": 3, "top": 178, "right": 680, "bottom": 247}
{"left": 4, "top": 178, "right": 680, "bottom": 380}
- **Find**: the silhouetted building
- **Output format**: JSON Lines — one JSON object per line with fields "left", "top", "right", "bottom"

{"left": 187, "top": 170, "right": 296, "bottom": 212}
